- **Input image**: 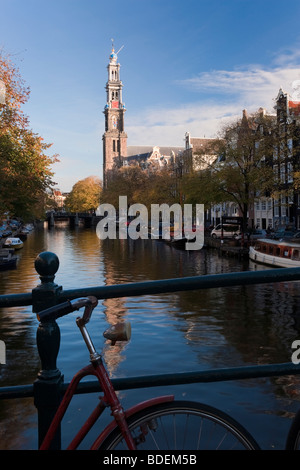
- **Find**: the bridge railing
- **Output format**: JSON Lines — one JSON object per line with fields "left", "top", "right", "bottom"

{"left": 1, "top": 251, "right": 300, "bottom": 449}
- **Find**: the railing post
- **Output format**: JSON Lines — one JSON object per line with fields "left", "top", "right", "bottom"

{"left": 32, "top": 251, "right": 63, "bottom": 449}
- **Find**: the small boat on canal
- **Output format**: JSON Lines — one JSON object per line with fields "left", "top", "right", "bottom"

{"left": 0, "top": 249, "right": 18, "bottom": 270}
{"left": 3, "top": 237, "right": 24, "bottom": 250}
{"left": 249, "top": 238, "right": 300, "bottom": 268}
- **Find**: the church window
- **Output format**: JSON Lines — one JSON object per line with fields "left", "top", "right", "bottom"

{"left": 113, "top": 140, "right": 116, "bottom": 152}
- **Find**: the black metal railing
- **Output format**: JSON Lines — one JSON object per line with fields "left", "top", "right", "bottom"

{"left": 1, "top": 250, "right": 300, "bottom": 449}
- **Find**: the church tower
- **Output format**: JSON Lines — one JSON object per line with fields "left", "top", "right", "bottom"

{"left": 102, "top": 42, "right": 127, "bottom": 186}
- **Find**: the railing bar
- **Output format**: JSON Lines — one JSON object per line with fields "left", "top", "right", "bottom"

{"left": 0, "top": 292, "right": 32, "bottom": 308}
{"left": 65, "top": 362, "right": 300, "bottom": 394}
{"left": 48, "top": 267, "right": 300, "bottom": 302}
{"left": 2, "top": 267, "right": 300, "bottom": 308}
{"left": 2, "top": 362, "right": 300, "bottom": 400}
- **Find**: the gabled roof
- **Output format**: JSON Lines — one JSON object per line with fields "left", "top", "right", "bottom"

{"left": 127, "top": 145, "right": 184, "bottom": 158}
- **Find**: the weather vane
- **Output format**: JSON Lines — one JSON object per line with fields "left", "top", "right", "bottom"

{"left": 110, "top": 38, "right": 124, "bottom": 55}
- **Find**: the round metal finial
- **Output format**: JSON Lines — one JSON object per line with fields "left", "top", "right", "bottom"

{"left": 35, "top": 251, "right": 59, "bottom": 282}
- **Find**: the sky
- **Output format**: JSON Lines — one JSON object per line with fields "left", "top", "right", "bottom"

{"left": 1, "top": 0, "right": 300, "bottom": 192}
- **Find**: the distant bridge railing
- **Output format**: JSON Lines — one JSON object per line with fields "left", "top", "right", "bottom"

{"left": 1, "top": 251, "right": 300, "bottom": 449}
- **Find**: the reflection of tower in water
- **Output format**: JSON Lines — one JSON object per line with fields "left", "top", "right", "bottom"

{"left": 101, "top": 247, "right": 130, "bottom": 376}
{"left": 102, "top": 297, "right": 130, "bottom": 376}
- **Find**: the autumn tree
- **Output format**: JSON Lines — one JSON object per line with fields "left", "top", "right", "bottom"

{"left": 195, "top": 110, "right": 276, "bottom": 231}
{"left": 101, "top": 166, "right": 149, "bottom": 208}
{"left": 0, "top": 51, "right": 58, "bottom": 220}
{"left": 101, "top": 164, "right": 180, "bottom": 213}
{"left": 64, "top": 176, "right": 102, "bottom": 212}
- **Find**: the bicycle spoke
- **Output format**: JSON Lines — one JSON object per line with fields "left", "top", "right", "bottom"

{"left": 98, "top": 401, "right": 259, "bottom": 450}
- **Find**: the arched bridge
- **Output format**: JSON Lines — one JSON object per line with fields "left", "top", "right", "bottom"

{"left": 46, "top": 211, "right": 101, "bottom": 228}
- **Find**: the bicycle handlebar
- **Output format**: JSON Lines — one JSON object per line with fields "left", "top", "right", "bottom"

{"left": 37, "top": 296, "right": 98, "bottom": 324}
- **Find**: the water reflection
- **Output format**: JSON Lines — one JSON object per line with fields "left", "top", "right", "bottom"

{"left": 1, "top": 225, "right": 300, "bottom": 449}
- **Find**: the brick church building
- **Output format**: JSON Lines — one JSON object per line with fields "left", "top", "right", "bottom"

{"left": 102, "top": 44, "right": 183, "bottom": 185}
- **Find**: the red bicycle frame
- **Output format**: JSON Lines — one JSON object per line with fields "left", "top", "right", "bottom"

{"left": 37, "top": 297, "right": 174, "bottom": 450}
{"left": 39, "top": 359, "right": 174, "bottom": 450}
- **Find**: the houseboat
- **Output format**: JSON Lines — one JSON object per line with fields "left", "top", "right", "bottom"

{"left": 249, "top": 238, "right": 300, "bottom": 268}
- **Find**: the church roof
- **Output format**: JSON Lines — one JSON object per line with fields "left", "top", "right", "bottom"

{"left": 189, "top": 138, "right": 217, "bottom": 150}
{"left": 126, "top": 145, "right": 184, "bottom": 160}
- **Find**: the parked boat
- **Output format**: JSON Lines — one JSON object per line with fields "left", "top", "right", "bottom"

{"left": 3, "top": 237, "right": 24, "bottom": 250}
{"left": 249, "top": 238, "right": 300, "bottom": 267}
{"left": 0, "top": 250, "right": 18, "bottom": 270}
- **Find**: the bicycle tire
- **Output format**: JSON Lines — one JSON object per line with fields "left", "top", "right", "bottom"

{"left": 97, "top": 400, "right": 260, "bottom": 450}
{"left": 286, "top": 409, "right": 300, "bottom": 450}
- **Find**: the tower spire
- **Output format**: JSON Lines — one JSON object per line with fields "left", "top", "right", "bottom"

{"left": 102, "top": 42, "right": 127, "bottom": 186}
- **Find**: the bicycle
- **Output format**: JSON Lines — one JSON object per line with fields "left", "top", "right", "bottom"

{"left": 37, "top": 296, "right": 260, "bottom": 450}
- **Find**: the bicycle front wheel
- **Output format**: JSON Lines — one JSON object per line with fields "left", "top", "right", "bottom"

{"left": 98, "top": 400, "right": 260, "bottom": 450}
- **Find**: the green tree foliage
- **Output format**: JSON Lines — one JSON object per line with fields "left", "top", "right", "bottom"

{"left": 64, "top": 176, "right": 102, "bottom": 212}
{"left": 193, "top": 111, "right": 276, "bottom": 230}
{"left": 0, "top": 51, "right": 58, "bottom": 220}
{"left": 102, "top": 165, "right": 179, "bottom": 210}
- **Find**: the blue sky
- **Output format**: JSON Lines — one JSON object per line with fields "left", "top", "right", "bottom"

{"left": 2, "top": 0, "right": 300, "bottom": 191}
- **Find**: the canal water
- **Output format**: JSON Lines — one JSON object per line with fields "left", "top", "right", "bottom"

{"left": 1, "top": 223, "right": 300, "bottom": 450}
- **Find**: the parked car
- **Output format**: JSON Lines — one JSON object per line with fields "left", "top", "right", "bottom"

{"left": 270, "top": 229, "right": 298, "bottom": 240}
{"left": 211, "top": 224, "right": 241, "bottom": 239}
{"left": 245, "top": 229, "right": 267, "bottom": 241}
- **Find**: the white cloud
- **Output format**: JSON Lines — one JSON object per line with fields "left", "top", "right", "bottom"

{"left": 178, "top": 66, "right": 300, "bottom": 108}
{"left": 127, "top": 102, "right": 241, "bottom": 145}
{"left": 127, "top": 54, "right": 300, "bottom": 146}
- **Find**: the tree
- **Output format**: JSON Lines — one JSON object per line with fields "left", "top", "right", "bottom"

{"left": 101, "top": 165, "right": 148, "bottom": 208}
{"left": 64, "top": 176, "right": 102, "bottom": 212}
{"left": 0, "top": 51, "right": 58, "bottom": 220}
{"left": 101, "top": 164, "right": 180, "bottom": 213}
{"left": 195, "top": 110, "right": 276, "bottom": 231}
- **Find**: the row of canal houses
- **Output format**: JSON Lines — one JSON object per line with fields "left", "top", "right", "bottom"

{"left": 180, "top": 87, "right": 300, "bottom": 231}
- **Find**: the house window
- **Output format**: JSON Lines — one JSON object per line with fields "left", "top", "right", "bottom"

{"left": 287, "top": 162, "right": 293, "bottom": 182}
{"left": 288, "top": 138, "right": 293, "bottom": 156}
{"left": 280, "top": 164, "right": 285, "bottom": 182}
